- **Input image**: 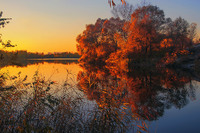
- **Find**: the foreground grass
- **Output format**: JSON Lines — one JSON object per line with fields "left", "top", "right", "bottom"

{"left": 0, "top": 70, "right": 147, "bottom": 133}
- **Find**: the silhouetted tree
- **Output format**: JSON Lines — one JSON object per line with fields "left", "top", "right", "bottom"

{"left": 0, "top": 11, "right": 14, "bottom": 60}
{"left": 0, "top": 11, "right": 11, "bottom": 28}
{"left": 188, "top": 23, "right": 197, "bottom": 45}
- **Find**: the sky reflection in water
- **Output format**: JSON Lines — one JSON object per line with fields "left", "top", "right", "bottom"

{"left": 0, "top": 60, "right": 200, "bottom": 133}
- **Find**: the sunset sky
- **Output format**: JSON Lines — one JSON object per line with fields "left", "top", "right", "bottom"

{"left": 0, "top": 0, "right": 199, "bottom": 53}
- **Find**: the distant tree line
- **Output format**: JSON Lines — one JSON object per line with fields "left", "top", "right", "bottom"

{"left": 0, "top": 50, "right": 80, "bottom": 61}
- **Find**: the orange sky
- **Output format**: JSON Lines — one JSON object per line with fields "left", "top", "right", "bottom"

{"left": 0, "top": 0, "right": 111, "bottom": 53}
{"left": 0, "top": 0, "right": 199, "bottom": 53}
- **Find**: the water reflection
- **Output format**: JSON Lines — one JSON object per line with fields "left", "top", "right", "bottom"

{"left": 0, "top": 60, "right": 80, "bottom": 84}
{"left": 0, "top": 60, "right": 199, "bottom": 132}
{"left": 77, "top": 64, "right": 197, "bottom": 132}
{"left": 0, "top": 58, "right": 78, "bottom": 69}
{"left": 0, "top": 60, "right": 84, "bottom": 132}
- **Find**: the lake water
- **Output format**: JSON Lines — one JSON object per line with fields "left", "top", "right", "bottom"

{"left": 0, "top": 59, "right": 200, "bottom": 133}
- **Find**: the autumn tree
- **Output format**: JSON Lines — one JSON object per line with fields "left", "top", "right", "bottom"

{"left": 112, "top": 4, "right": 197, "bottom": 66}
{"left": 121, "top": 5, "right": 166, "bottom": 60}
{"left": 107, "top": 4, "right": 165, "bottom": 70}
{"left": 163, "top": 17, "right": 197, "bottom": 49}
{"left": 188, "top": 23, "right": 197, "bottom": 45}
{"left": 76, "top": 17, "right": 125, "bottom": 66}
{"left": 77, "top": 4, "right": 198, "bottom": 68}
{"left": 171, "top": 17, "right": 190, "bottom": 49}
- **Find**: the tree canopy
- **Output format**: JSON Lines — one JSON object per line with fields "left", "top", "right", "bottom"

{"left": 77, "top": 4, "right": 197, "bottom": 68}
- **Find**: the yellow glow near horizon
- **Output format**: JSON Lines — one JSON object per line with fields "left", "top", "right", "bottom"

{"left": 0, "top": 0, "right": 111, "bottom": 53}
{"left": 0, "top": 12, "right": 85, "bottom": 53}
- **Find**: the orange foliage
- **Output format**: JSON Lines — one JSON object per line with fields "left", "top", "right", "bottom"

{"left": 160, "top": 38, "right": 174, "bottom": 48}
{"left": 161, "top": 49, "right": 189, "bottom": 65}
{"left": 77, "top": 63, "right": 193, "bottom": 122}
{"left": 77, "top": 4, "right": 197, "bottom": 70}
{"left": 76, "top": 18, "right": 125, "bottom": 66}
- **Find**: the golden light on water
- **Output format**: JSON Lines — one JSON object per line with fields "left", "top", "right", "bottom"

{"left": 0, "top": 62, "right": 81, "bottom": 84}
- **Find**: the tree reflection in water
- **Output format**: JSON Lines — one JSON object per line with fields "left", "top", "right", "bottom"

{"left": 0, "top": 63, "right": 197, "bottom": 132}
{"left": 77, "top": 64, "right": 195, "bottom": 132}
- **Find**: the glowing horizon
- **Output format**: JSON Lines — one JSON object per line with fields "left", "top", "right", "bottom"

{"left": 0, "top": 0, "right": 199, "bottom": 53}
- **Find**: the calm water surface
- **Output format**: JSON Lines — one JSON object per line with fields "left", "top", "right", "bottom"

{"left": 0, "top": 60, "right": 200, "bottom": 133}
{"left": 1, "top": 61, "right": 80, "bottom": 83}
